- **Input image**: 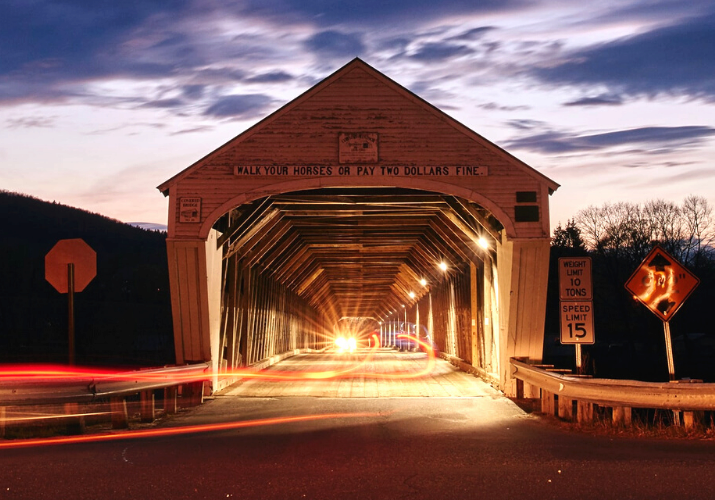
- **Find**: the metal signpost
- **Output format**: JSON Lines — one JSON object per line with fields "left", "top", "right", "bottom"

{"left": 625, "top": 245, "right": 700, "bottom": 382}
{"left": 558, "top": 257, "right": 594, "bottom": 373}
{"left": 45, "top": 238, "right": 97, "bottom": 365}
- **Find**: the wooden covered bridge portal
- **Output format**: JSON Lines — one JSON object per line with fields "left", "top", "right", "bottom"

{"left": 158, "top": 59, "right": 558, "bottom": 396}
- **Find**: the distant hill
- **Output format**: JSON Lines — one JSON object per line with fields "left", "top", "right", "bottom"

{"left": 128, "top": 222, "right": 168, "bottom": 231}
{"left": 0, "top": 191, "right": 174, "bottom": 366}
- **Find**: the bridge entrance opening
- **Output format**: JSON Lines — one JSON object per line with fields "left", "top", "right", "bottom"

{"left": 158, "top": 59, "right": 558, "bottom": 396}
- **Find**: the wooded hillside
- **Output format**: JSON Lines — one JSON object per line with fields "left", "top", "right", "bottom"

{"left": 0, "top": 191, "right": 174, "bottom": 366}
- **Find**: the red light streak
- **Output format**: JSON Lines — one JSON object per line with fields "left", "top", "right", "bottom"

{"left": 0, "top": 334, "right": 435, "bottom": 383}
{"left": 0, "top": 412, "right": 381, "bottom": 450}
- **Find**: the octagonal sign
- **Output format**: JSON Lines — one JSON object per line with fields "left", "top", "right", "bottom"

{"left": 45, "top": 238, "right": 97, "bottom": 293}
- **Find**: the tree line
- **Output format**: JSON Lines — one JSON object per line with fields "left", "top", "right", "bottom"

{"left": 546, "top": 195, "right": 715, "bottom": 381}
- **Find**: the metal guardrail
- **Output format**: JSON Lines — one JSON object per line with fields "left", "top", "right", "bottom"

{"left": 0, "top": 363, "right": 211, "bottom": 407}
{"left": 511, "top": 357, "right": 715, "bottom": 411}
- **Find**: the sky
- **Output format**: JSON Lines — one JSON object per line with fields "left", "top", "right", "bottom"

{"left": 1, "top": 0, "right": 714, "bottom": 231}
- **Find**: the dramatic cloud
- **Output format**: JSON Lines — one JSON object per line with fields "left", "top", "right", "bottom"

{"left": 238, "top": 0, "right": 526, "bottom": 27}
{"left": 245, "top": 71, "right": 294, "bottom": 84}
{"left": 479, "top": 102, "right": 529, "bottom": 111}
{"left": 304, "top": 31, "right": 366, "bottom": 59}
{"left": 181, "top": 85, "right": 206, "bottom": 100}
{"left": 564, "top": 95, "right": 623, "bottom": 107}
{"left": 1, "top": 0, "right": 714, "bottom": 226}
{"left": 448, "top": 27, "right": 496, "bottom": 41}
{"left": 203, "top": 94, "right": 275, "bottom": 118}
{"left": 140, "top": 98, "right": 186, "bottom": 109}
{"left": 409, "top": 43, "right": 474, "bottom": 62}
{"left": 6, "top": 116, "right": 56, "bottom": 128}
{"left": 533, "top": 12, "right": 715, "bottom": 100}
{"left": 0, "top": 1, "right": 196, "bottom": 100}
{"left": 506, "top": 126, "right": 715, "bottom": 154}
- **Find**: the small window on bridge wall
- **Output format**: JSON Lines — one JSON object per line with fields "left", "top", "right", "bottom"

{"left": 515, "top": 191, "right": 539, "bottom": 222}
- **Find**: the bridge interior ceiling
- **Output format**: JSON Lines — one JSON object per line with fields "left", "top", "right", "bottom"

{"left": 213, "top": 188, "right": 502, "bottom": 322}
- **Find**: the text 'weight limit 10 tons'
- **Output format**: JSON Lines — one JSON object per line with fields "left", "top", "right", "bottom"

{"left": 559, "top": 257, "right": 592, "bottom": 300}
{"left": 558, "top": 257, "right": 594, "bottom": 345}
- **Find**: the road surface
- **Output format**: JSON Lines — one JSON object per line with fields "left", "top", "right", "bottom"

{"left": 2, "top": 349, "right": 714, "bottom": 499}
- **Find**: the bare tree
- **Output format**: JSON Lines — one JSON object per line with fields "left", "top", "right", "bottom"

{"left": 575, "top": 204, "right": 607, "bottom": 252}
{"left": 681, "top": 195, "right": 714, "bottom": 266}
{"left": 644, "top": 199, "right": 682, "bottom": 259}
{"left": 574, "top": 195, "right": 714, "bottom": 266}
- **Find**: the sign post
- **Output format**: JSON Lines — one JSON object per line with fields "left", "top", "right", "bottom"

{"left": 558, "top": 257, "right": 594, "bottom": 374}
{"left": 625, "top": 245, "right": 699, "bottom": 381}
{"left": 45, "top": 239, "right": 97, "bottom": 365}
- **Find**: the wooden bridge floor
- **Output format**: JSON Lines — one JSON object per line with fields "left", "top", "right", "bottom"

{"left": 222, "top": 349, "right": 495, "bottom": 398}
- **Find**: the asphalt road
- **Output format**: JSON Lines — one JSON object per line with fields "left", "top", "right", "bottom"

{"left": 2, "top": 354, "right": 715, "bottom": 499}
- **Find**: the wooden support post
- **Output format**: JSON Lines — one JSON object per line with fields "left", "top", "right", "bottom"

{"left": 239, "top": 265, "right": 251, "bottom": 366}
{"left": 671, "top": 410, "right": 682, "bottom": 426}
{"left": 558, "top": 395, "right": 574, "bottom": 421}
{"left": 515, "top": 378, "right": 524, "bottom": 399}
{"left": 63, "top": 402, "right": 85, "bottom": 434}
{"left": 541, "top": 390, "right": 556, "bottom": 416}
{"left": 164, "top": 386, "right": 177, "bottom": 415}
{"left": 110, "top": 397, "right": 129, "bottom": 429}
{"left": 577, "top": 400, "right": 594, "bottom": 424}
{"left": 184, "top": 382, "right": 205, "bottom": 407}
{"left": 524, "top": 382, "right": 540, "bottom": 399}
{"left": 612, "top": 406, "right": 632, "bottom": 427}
{"left": 140, "top": 390, "right": 155, "bottom": 423}
{"left": 0, "top": 407, "right": 6, "bottom": 438}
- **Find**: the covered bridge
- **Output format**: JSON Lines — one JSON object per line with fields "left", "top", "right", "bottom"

{"left": 157, "top": 58, "right": 559, "bottom": 396}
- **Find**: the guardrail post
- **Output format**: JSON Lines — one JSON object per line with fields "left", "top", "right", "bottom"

{"left": 164, "top": 386, "right": 178, "bottom": 415}
{"left": 182, "top": 382, "right": 205, "bottom": 407}
{"left": 577, "top": 400, "right": 594, "bottom": 424}
{"left": 524, "top": 383, "right": 540, "bottom": 399}
{"left": 682, "top": 411, "right": 702, "bottom": 430}
{"left": 612, "top": 406, "right": 632, "bottom": 427}
{"left": 63, "top": 402, "right": 85, "bottom": 434}
{"left": 110, "top": 397, "right": 129, "bottom": 429}
{"left": 541, "top": 390, "right": 556, "bottom": 416}
{"left": 140, "top": 391, "right": 155, "bottom": 423}
{"left": 558, "top": 395, "right": 574, "bottom": 421}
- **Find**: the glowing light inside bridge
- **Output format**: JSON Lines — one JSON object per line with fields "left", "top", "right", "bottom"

{"left": 0, "top": 334, "right": 435, "bottom": 383}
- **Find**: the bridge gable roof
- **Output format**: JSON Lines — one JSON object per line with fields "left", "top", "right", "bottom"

{"left": 157, "top": 58, "right": 558, "bottom": 195}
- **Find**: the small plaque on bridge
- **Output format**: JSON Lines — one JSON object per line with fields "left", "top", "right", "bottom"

{"left": 180, "top": 197, "right": 202, "bottom": 223}
{"left": 339, "top": 132, "right": 378, "bottom": 164}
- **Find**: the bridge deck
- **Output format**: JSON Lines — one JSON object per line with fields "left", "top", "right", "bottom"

{"left": 222, "top": 349, "right": 494, "bottom": 398}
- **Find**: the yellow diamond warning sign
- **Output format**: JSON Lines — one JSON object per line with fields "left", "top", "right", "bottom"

{"left": 625, "top": 245, "right": 699, "bottom": 322}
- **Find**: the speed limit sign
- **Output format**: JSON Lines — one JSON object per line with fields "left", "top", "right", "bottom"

{"left": 558, "top": 257, "right": 595, "bottom": 345}
{"left": 560, "top": 301, "right": 595, "bottom": 344}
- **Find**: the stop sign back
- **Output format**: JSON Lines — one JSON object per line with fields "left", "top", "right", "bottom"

{"left": 45, "top": 238, "right": 97, "bottom": 293}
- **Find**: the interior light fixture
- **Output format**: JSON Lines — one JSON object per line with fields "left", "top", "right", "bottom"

{"left": 408, "top": 291, "right": 416, "bottom": 299}
{"left": 478, "top": 237, "right": 489, "bottom": 250}
{"left": 420, "top": 278, "right": 427, "bottom": 286}
{"left": 439, "top": 261, "right": 448, "bottom": 271}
